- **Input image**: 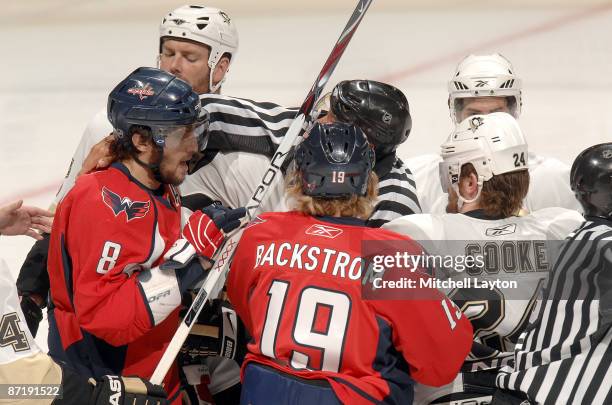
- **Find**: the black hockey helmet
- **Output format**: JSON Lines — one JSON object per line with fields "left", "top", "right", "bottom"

{"left": 570, "top": 142, "right": 612, "bottom": 220}
{"left": 330, "top": 80, "right": 411, "bottom": 156}
{"left": 295, "top": 122, "right": 375, "bottom": 198}
{"left": 108, "top": 67, "right": 208, "bottom": 150}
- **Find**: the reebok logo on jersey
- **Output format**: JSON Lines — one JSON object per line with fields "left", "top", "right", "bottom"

{"left": 102, "top": 187, "right": 150, "bottom": 221}
{"left": 485, "top": 223, "right": 517, "bottom": 236}
{"left": 127, "top": 83, "right": 155, "bottom": 100}
{"left": 305, "top": 224, "right": 343, "bottom": 239}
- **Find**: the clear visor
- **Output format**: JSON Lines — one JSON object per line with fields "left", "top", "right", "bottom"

{"left": 438, "top": 159, "right": 462, "bottom": 193}
{"left": 452, "top": 95, "right": 519, "bottom": 123}
{"left": 152, "top": 115, "right": 209, "bottom": 152}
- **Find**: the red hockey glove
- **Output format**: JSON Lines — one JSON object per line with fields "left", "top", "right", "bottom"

{"left": 183, "top": 205, "right": 246, "bottom": 259}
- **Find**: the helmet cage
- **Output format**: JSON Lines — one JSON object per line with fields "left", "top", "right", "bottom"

{"left": 448, "top": 53, "right": 522, "bottom": 123}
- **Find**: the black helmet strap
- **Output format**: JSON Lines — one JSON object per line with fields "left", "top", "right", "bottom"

{"left": 133, "top": 143, "right": 165, "bottom": 183}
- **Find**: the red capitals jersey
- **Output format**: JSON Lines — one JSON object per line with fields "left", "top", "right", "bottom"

{"left": 227, "top": 211, "right": 473, "bottom": 404}
{"left": 48, "top": 163, "right": 186, "bottom": 403}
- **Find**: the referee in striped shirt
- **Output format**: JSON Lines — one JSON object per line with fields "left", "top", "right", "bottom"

{"left": 182, "top": 80, "right": 421, "bottom": 227}
{"left": 494, "top": 142, "right": 612, "bottom": 405}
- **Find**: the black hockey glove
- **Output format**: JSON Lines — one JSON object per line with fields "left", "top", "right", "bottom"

{"left": 89, "top": 375, "right": 168, "bottom": 405}
{"left": 19, "top": 294, "right": 43, "bottom": 336}
{"left": 179, "top": 299, "right": 243, "bottom": 365}
{"left": 16, "top": 233, "right": 51, "bottom": 299}
{"left": 490, "top": 389, "right": 534, "bottom": 405}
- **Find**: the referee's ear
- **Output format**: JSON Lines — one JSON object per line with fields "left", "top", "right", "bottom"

{"left": 212, "top": 55, "right": 231, "bottom": 88}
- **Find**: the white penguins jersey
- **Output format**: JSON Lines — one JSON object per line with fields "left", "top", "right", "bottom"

{"left": 0, "top": 259, "right": 64, "bottom": 399}
{"left": 384, "top": 207, "right": 584, "bottom": 370}
{"left": 405, "top": 152, "right": 582, "bottom": 214}
{"left": 384, "top": 208, "right": 584, "bottom": 404}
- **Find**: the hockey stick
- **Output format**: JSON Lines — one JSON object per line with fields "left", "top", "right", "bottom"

{"left": 151, "top": 0, "right": 373, "bottom": 385}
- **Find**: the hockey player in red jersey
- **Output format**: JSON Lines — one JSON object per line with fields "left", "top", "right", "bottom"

{"left": 0, "top": 204, "right": 169, "bottom": 404}
{"left": 226, "top": 122, "right": 473, "bottom": 404}
{"left": 47, "top": 67, "right": 245, "bottom": 403}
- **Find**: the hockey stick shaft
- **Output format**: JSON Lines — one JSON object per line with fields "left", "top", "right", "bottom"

{"left": 151, "top": 0, "right": 373, "bottom": 385}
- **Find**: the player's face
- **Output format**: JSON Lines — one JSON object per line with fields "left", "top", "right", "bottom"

{"left": 160, "top": 39, "right": 211, "bottom": 94}
{"left": 159, "top": 127, "right": 200, "bottom": 185}
{"left": 457, "top": 97, "right": 509, "bottom": 122}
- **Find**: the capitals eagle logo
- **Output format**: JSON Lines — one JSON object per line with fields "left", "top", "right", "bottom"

{"left": 102, "top": 187, "right": 150, "bottom": 221}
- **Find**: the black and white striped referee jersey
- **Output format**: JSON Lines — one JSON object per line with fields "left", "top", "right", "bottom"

{"left": 496, "top": 217, "right": 612, "bottom": 405}
{"left": 180, "top": 94, "right": 421, "bottom": 226}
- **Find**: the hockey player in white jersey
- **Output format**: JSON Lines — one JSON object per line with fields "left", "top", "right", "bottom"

{"left": 384, "top": 112, "right": 584, "bottom": 404}
{"left": 406, "top": 53, "right": 581, "bottom": 214}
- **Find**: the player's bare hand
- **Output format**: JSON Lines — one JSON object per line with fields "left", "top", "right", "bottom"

{"left": 0, "top": 200, "right": 53, "bottom": 240}
{"left": 77, "top": 134, "right": 114, "bottom": 177}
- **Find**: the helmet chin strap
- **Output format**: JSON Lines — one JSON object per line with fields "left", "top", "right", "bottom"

{"left": 134, "top": 145, "right": 165, "bottom": 184}
{"left": 451, "top": 179, "right": 483, "bottom": 210}
{"left": 208, "top": 64, "right": 225, "bottom": 94}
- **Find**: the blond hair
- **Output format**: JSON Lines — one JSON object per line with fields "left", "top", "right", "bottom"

{"left": 285, "top": 168, "right": 379, "bottom": 219}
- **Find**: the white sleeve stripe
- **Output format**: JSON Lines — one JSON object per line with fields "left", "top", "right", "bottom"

{"left": 378, "top": 177, "right": 418, "bottom": 192}
{"left": 368, "top": 209, "right": 405, "bottom": 222}
{"left": 205, "top": 102, "right": 294, "bottom": 122}
{"left": 377, "top": 192, "right": 421, "bottom": 213}
{"left": 201, "top": 94, "right": 296, "bottom": 116}
{"left": 209, "top": 119, "right": 295, "bottom": 135}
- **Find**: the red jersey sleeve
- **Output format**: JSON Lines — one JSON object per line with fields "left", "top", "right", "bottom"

{"left": 365, "top": 236, "right": 473, "bottom": 387}
{"left": 372, "top": 296, "right": 472, "bottom": 386}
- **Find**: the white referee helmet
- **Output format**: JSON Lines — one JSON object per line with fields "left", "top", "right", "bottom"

{"left": 160, "top": 5, "right": 239, "bottom": 93}
{"left": 439, "top": 112, "right": 528, "bottom": 206}
{"left": 448, "top": 53, "right": 522, "bottom": 123}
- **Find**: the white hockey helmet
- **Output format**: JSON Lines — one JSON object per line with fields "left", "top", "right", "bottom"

{"left": 159, "top": 5, "right": 239, "bottom": 93}
{"left": 439, "top": 112, "right": 528, "bottom": 205}
{"left": 448, "top": 53, "right": 522, "bottom": 123}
